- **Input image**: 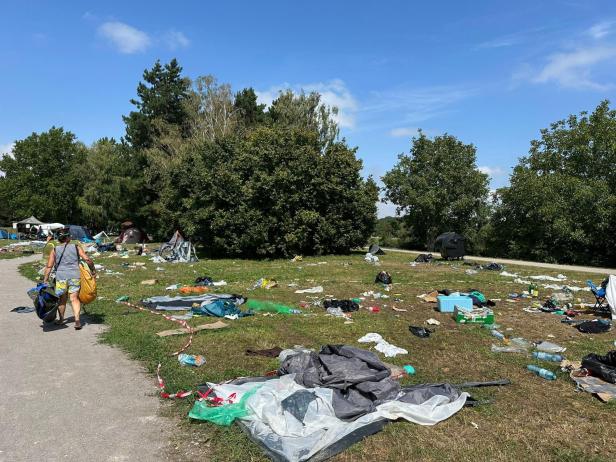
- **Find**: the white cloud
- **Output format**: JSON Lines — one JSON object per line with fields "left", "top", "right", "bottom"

{"left": 163, "top": 30, "right": 190, "bottom": 50}
{"left": 98, "top": 21, "right": 151, "bottom": 54}
{"left": 587, "top": 21, "right": 615, "bottom": 39}
{"left": 0, "top": 142, "right": 14, "bottom": 158}
{"left": 363, "top": 86, "right": 477, "bottom": 126}
{"left": 389, "top": 127, "right": 420, "bottom": 137}
{"left": 256, "top": 79, "right": 358, "bottom": 129}
{"left": 478, "top": 166, "right": 504, "bottom": 176}
{"left": 531, "top": 46, "right": 616, "bottom": 90}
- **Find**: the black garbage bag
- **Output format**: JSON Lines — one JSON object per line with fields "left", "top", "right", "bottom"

{"left": 323, "top": 299, "right": 359, "bottom": 313}
{"left": 414, "top": 253, "right": 433, "bottom": 263}
{"left": 409, "top": 326, "right": 433, "bottom": 338}
{"left": 582, "top": 351, "right": 616, "bottom": 383}
{"left": 576, "top": 320, "right": 611, "bottom": 334}
{"left": 375, "top": 271, "right": 392, "bottom": 285}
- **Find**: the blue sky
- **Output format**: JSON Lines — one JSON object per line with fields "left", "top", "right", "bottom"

{"left": 2, "top": 1, "right": 616, "bottom": 216}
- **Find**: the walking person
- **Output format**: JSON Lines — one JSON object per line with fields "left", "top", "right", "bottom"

{"left": 43, "top": 228, "right": 95, "bottom": 329}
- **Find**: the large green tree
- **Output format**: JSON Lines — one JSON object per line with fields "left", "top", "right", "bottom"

{"left": 490, "top": 101, "right": 616, "bottom": 265}
{"left": 149, "top": 126, "right": 377, "bottom": 257}
{"left": 234, "top": 88, "right": 267, "bottom": 128}
{"left": 78, "top": 138, "right": 142, "bottom": 231}
{"left": 123, "top": 58, "right": 191, "bottom": 149}
{"left": 382, "top": 132, "right": 490, "bottom": 250}
{"left": 0, "top": 127, "right": 86, "bottom": 223}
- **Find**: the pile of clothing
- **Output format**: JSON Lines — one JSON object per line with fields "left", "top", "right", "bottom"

{"left": 142, "top": 294, "right": 251, "bottom": 318}
{"left": 190, "top": 345, "right": 469, "bottom": 462}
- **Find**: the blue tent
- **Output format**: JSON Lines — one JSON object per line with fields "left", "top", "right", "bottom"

{"left": 68, "top": 225, "right": 94, "bottom": 243}
{"left": 0, "top": 230, "right": 8, "bottom": 239}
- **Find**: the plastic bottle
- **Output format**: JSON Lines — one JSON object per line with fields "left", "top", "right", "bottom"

{"left": 532, "top": 351, "right": 563, "bottom": 362}
{"left": 491, "top": 330, "right": 505, "bottom": 341}
{"left": 368, "top": 306, "right": 381, "bottom": 313}
{"left": 527, "top": 364, "right": 556, "bottom": 380}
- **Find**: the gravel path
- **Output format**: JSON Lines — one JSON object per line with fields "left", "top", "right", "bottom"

{"left": 0, "top": 255, "right": 171, "bottom": 462}
{"left": 382, "top": 248, "right": 616, "bottom": 275}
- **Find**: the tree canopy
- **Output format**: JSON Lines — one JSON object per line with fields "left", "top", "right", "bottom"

{"left": 489, "top": 100, "right": 616, "bottom": 265}
{"left": 382, "top": 132, "right": 490, "bottom": 250}
{"left": 0, "top": 127, "right": 86, "bottom": 223}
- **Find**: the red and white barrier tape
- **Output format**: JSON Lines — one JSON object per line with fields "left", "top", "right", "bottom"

{"left": 117, "top": 300, "right": 193, "bottom": 355}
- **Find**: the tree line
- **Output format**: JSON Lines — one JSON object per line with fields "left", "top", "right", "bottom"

{"left": 1, "top": 58, "right": 614, "bottom": 265}
{"left": 380, "top": 100, "right": 616, "bottom": 267}
{"left": 0, "top": 59, "right": 377, "bottom": 257}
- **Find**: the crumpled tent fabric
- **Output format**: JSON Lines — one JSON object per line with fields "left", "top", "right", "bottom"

{"left": 279, "top": 345, "right": 402, "bottom": 420}
{"left": 142, "top": 294, "right": 246, "bottom": 311}
{"left": 205, "top": 372, "right": 467, "bottom": 462}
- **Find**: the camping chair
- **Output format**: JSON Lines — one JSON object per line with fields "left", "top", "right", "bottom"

{"left": 587, "top": 280, "right": 609, "bottom": 312}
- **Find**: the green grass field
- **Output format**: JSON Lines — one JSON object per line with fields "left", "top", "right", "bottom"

{"left": 18, "top": 250, "right": 616, "bottom": 461}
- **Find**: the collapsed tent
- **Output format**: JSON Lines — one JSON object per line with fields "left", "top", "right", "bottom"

{"left": 191, "top": 346, "right": 468, "bottom": 462}
{"left": 158, "top": 230, "right": 197, "bottom": 262}
{"left": 0, "top": 229, "right": 8, "bottom": 239}
{"left": 142, "top": 294, "right": 246, "bottom": 311}
{"left": 116, "top": 221, "right": 147, "bottom": 244}
{"left": 368, "top": 244, "right": 385, "bottom": 255}
{"left": 434, "top": 232, "right": 465, "bottom": 259}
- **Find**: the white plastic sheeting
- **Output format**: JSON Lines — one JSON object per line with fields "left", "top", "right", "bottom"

{"left": 606, "top": 275, "right": 616, "bottom": 320}
{"left": 209, "top": 374, "right": 468, "bottom": 462}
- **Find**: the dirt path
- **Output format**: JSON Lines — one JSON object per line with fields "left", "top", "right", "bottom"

{"left": 0, "top": 256, "right": 172, "bottom": 462}
{"left": 382, "top": 248, "right": 616, "bottom": 275}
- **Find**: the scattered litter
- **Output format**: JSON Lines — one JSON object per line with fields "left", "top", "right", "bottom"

{"left": 527, "top": 364, "right": 556, "bottom": 380}
{"left": 367, "top": 306, "right": 381, "bottom": 313}
{"left": 295, "top": 286, "right": 323, "bottom": 294}
{"left": 417, "top": 291, "right": 439, "bottom": 303}
{"left": 409, "top": 326, "right": 433, "bottom": 338}
{"left": 364, "top": 252, "right": 379, "bottom": 264}
{"left": 500, "top": 271, "right": 519, "bottom": 278}
{"left": 11, "top": 306, "right": 35, "bottom": 313}
{"left": 375, "top": 271, "right": 392, "bottom": 285}
{"left": 529, "top": 274, "right": 567, "bottom": 282}
{"left": 178, "top": 353, "right": 206, "bottom": 367}
{"left": 491, "top": 345, "right": 527, "bottom": 353}
{"left": 291, "top": 255, "right": 303, "bottom": 262}
{"left": 471, "top": 422, "right": 479, "bottom": 430}
{"left": 165, "top": 284, "right": 180, "bottom": 291}
{"left": 465, "top": 269, "right": 478, "bottom": 275}
{"left": 358, "top": 333, "right": 408, "bottom": 357}
{"left": 576, "top": 319, "right": 611, "bottom": 334}
{"left": 141, "top": 279, "right": 158, "bottom": 285}
{"left": 403, "top": 365, "right": 416, "bottom": 375}
{"left": 392, "top": 306, "right": 407, "bottom": 312}
{"left": 326, "top": 307, "right": 349, "bottom": 319}
{"left": 535, "top": 341, "right": 566, "bottom": 353}
{"left": 323, "top": 299, "right": 359, "bottom": 313}
{"left": 252, "top": 278, "right": 278, "bottom": 290}
{"left": 426, "top": 318, "right": 441, "bottom": 326}
{"left": 155, "top": 267, "right": 165, "bottom": 271}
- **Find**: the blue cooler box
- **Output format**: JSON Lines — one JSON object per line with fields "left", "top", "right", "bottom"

{"left": 437, "top": 295, "right": 473, "bottom": 313}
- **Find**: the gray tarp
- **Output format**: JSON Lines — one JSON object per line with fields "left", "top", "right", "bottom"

{"left": 279, "top": 345, "right": 400, "bottom": 420}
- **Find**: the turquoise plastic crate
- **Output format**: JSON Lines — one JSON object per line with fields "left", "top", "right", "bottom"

{"left": 437, "top": 295, "right": 473, "bottom": 313}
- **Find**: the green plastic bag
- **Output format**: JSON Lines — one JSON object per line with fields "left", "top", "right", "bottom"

{"left": 188, "top": 386, "right": 260, "bottom": 426}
